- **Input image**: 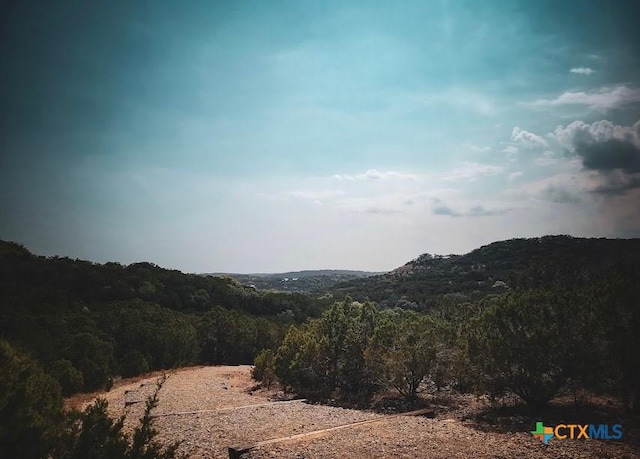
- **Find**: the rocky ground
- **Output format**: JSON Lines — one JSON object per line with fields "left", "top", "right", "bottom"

{"left": 79, "top": 366, "right": 640, "bottom": 459}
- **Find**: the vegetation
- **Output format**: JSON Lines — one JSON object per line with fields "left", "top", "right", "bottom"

{"left": 0, "top": 339, "right": 181, "bottom": 459}
{"left": 210, "top": 270, "right": 380, "bottom": 293}
{"left": 0, "top": 339, "right": 64, "bottom": 459}
{"left": 2, "top": 235, "right": 640, "bottom": 456}
{"left": 252, "top": 237, "right": 640, "bottom": 415}
{"left": 0, "top": 240, "right": 327, "bottom": 393}
{"left": 331, "top": 235, "right": 640, "bottom": 308}
{"left": 56, "top": 376, "right": 182, "bottom": 459}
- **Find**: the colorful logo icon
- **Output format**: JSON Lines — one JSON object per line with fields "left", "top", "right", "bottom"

{"left": 531, "top": 422, "right": 554, "bottom": 444}
{"left": 531, "top": 422, "right": 623, "bottom": 444}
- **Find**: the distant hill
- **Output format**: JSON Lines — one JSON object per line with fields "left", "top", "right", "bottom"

{"left": 331, "top": 235, "right": 640, "bottom": 309}
{"left": 205, "top": 270, "right": 382, "bottom": 293}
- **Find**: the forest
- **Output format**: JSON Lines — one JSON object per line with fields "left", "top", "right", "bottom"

{"left": 1, "top": 235, "right": 640, "bottom": 458}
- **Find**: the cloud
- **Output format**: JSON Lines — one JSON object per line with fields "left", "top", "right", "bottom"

{"left": 529, "top": 85, "right": 640, "bottom": 111}
{"left": 465, "top": 144, "right": 491, "bottom": 153}
{"left": 553, "top": 119, "right": 640, "bottom": 172}
{"left": 542, "top": 185, "right": 582, "bottom": 203}
{"left": 507, "top": 171, "right": 523, "bottom": 182}
{"left": 511, "top": 127, "right": 548, "bottom": 149}
{"left": 288, "top": 190, "right": 344, "bottom": 203}
{"left": 431, "top": 198, "right": 511, "bottom": 218}
{"left": 332, "top": 174, "right": 355, "bottom": 181}
{"left": 417, "top": 88, "right": 496, "bottom": 116}
{"left": 534, "top": 151, "right": 559, "bottom": 166}
{"left": 440, "top": 162, "right": 504, "bottom": 181}
{"left": 513, "top": 172, "right": 583, "bottom": 204}
{"left": 570, "top": 67, "right": 595, "bottom": 75}
{"left": 364, "top": 207, "right": 403, "bottom": 215}
{"left": 502, "top": 145, "right": 518, "bottom": 160}
{"left": 586, "top": 170, "right": 640, "bottom": 196}
{"left": 333, "top": 169, "right": 417, "bottom": 180}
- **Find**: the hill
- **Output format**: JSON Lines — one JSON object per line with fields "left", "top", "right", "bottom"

{"left": 0, "top": 239, "right": 328, "bottom": 394}
{"left": 331, "top": 235, "right": 640, "bottom": 309}
{"left": 207, "top": 270, "right": 381, "bottom": 293}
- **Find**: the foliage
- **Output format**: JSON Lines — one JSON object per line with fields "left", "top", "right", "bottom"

{"left": 366, "top": 313, "right": 438, "bottom": 399}
{"left": 270, "top": 300, "right": 440, "bottom": 402}
{"left": 252, "top": 349, "right": 277, "bottom": 389}
{"left": 56, "top": 376, "right": 182, "bottom": 459}
{"left": 463, "top": 291, "right": 571, "bottom": 407}
{"left": 0, "top": 241, "right": 316, "bottom": 393}
{"left": 332, "top": 236, "right": 640, "bottom": 308}
{"left": 0, "top": 339, "right": 64, "bottom": 459}
{"left": 48, "top": 359, "right": 85, "bottom": 396}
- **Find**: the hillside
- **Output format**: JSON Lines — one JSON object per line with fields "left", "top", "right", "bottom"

{"left": 0, "top": 239, "right": 327, "bottom": 394}
{"left": 207, "top": 270, "right": 381, "bottom": 293}
{"left": 331, "top": 235, "right": 640, "bottom": 309}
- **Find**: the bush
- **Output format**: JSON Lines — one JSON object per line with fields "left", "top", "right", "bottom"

{"left": 0, "top": 339, "right": 64, "bottom": 459}
{"left": 252, "top": 349, "right": 276, "bottom": 389}
{"left": 49, "top": 359, "right": 85, "bottom": 396}
{"left": 465, "top": 291, "right": 570, "bottom": 408}
{"left": 56, "top": 376, "right": 183, "bottom": 459}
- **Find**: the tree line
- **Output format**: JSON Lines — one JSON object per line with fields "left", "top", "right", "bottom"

{"left": 254, "top": 259, "right": 640, "bottom": 413}
{"left": 0, "top": 241, "right": 327, "bottom": 394}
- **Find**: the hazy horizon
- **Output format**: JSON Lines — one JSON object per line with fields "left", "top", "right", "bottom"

{"left": 2, "top": 1, "right": 640, "bottom": 273}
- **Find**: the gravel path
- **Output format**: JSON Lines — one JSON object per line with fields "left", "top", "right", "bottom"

{"left": 92, "top": 366, "right": 640, "bottom": 459}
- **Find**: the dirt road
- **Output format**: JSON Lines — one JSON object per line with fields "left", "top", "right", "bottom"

{"left": 91, "top": 366, "right": 639, "bottom": 458}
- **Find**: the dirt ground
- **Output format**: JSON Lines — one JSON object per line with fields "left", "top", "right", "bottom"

{"left": 77, "top": 366, "right": 640, "bottom": 458}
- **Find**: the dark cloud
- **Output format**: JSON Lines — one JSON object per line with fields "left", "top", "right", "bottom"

{"left": 554, "top": 120, "right": 640, "bottom": 194}
{"left": 589, "top": 172, "right": 640, "bottom": 196}
{"left": 575, "top": 138, "right": 640, "bottom": 172}
{"left": 542, "top": 185, "right": 582, "bottom": 203}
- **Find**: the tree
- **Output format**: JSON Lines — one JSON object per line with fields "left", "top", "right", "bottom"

{"left": 465, "top": 291, "right": 571, "bottom": 408}
{"left": 49, "top": 359, "right": 84, "bottom": 396}
{"left": 0, "top": 339, "right": 64, "bottom": 459}
{"left": 252, "top": 349, "right": 277, "bottom": 389}
{"left": 366, "top": 312, "right": 437, "bottom": 400}
{"left": 57, "top": 376, "right": 183, "bottom": 459}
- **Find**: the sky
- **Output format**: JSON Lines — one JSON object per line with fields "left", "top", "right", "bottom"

{"left": 1, "top": 0, "right": 640, "bottom": 273}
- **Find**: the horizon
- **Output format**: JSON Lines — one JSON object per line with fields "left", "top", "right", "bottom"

{"left": 2, "top": 1, "right": 640, "bottom": 273}
{"left": 3, "top": 233, "right": 635, "bottom": 275}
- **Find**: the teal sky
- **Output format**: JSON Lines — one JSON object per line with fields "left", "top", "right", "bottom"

{"left": 2, "top": 1, "right": 640, "bottom": 272}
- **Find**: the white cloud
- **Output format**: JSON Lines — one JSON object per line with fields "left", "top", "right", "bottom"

{"left": 570, "top": 67, "right": 595, "bottom": 75}
{"left": 507, "top": 171, "right": 524, "bottom": 182}
{"left": 534, "top": 151, "right": 559, "bottom": 166}
{"left": 333, "top": 169, "right": 417, "bottom": 180}
{"left": 441, "top": 162, "right": 504, "bottom": 181}
{"left": 529, "top": 85, "right": 640, "bottom": 111}
{"left": 417, "top": 88, "right": 496, "bottom": 116}
{"left": 502, "top": 145, "right": 519, "bottom": 160}
{"left": 332, "top": 174, "right": 355, "bottom": 181}
{"left": 465, "top": 143, "right": 491, "bottom": 153}
{"left": 511, "top": 127, "right": 548, "bottom": 149}
{"left": 288, "top": 190, "right": 344, "bottom": 204}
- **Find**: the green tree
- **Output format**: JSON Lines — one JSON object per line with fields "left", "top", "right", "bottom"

{"left": 252, "top": 349, "right": 277, "bottom": 389}
{"left": 0, "top": 339, "right": 64, "bottom": 459}
{"left": 57, "top": 377, "right": 183, "bottom": 459}
{"left": 49, "top": 359, "right": 84, "bottom": 396}
{"left": 465, "top": 291, "right": 571, "bottom": 408}
{"left": 366, "top": 313, "right": 437, "bottom": 400}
